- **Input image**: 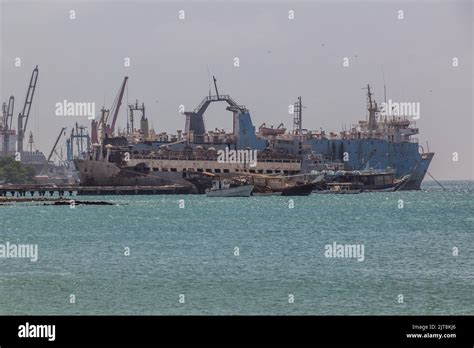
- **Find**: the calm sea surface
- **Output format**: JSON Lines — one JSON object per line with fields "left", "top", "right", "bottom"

{"left": 0, "top": 181, "right": 472, "bottom": 315}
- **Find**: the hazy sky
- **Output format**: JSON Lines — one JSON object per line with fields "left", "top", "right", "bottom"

{"left": 1, "top": 0, "right": 472, "bottom": 180}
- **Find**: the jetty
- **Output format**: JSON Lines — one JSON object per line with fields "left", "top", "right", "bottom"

{"left": 0, "top": 184, "right": 192, "bottom": 197}
{"left": 0, "top": 196, "right": 115, "bottom": 206}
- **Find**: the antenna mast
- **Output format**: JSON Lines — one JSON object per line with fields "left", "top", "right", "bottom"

{"left": 207, "top": 65, "right": 211, "bottom": 97}
{"left": 213, "top": 76, "right": 219, "bottom": 99}
{"left": 381, "top": 66, "right": 387, "bottom": 104}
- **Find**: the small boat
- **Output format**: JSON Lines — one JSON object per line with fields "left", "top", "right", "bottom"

{"left": 280, "top": 182, "right": 314, "bottom": 196}
{"left": 258, "top": 123, "right": 286, "bottom": 136}
{"left": 250, "top": 181, "right": 313, "bottom": 196}
{"left": 316, "top": 183, "right": 361, "bottom": 194}
{"left": 314, "top": 171, "right": 412, "bottom": 193}
{"left": 363, "top": 187, "right": 396, "bottom": 193}
{"left": 253, "top": 191, "right": 282, "bottom": 196}
{"left": 205, "top": 179, "right": 254, "bottom": 197}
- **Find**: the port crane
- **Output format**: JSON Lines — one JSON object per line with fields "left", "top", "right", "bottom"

{"left": 40, "top": 127, "right": 66, "bottom": 175}
{"left": 1, "top": 96, "right": 15, "bottom": 155}
{"left": 98, "top": 76, "right": 128, "bottom": 139}
{"left": 1, "top": 95, "right": 15, "bottom": 130}
{"left": 17, "top": 65, "right": 39, "bottom": 154}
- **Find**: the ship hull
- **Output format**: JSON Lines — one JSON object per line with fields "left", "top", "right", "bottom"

{"left": 206, "top": 184, "right": 254, "bottom": 197}
{"left": 398, "top": 152, "right": 434, "bottom": 190}
{"left": 298, "top": 139, "right": 434, "bottom": 190}
{"left": 75, "top": 141, "right": 433, "bottom": 191}
{"left": 74, "top": 159, "right": 191, "bottom": 187}
{"left": 75, "top": 152, "right": 433, "bottom": 191}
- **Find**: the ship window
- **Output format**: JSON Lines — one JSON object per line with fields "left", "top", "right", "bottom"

{"left": 206, "top": 169, "right": 212, "bottom": 173}
{"left": 215, "top": 169, "right": 221, "bottom": 173}
{"left": 235, "top": 169, "right": 239, "bottom": 172}
{"left": 258, "top": 170, "right": 264, "bottom": 174}
{"left": 275, "top": 170, "right": 281, "bottom": 173}
{"left": 223, "top": 169, "right": 229, "bottom": 173}
{"left": 249, "top": 169, "right": 256, "bottom": 173}
{"left": 283, "top": 170, "right": 288, "bottom": 174}
{"left": 182, "top": 168, "right": 186, "bottom": 172}
{"left": 266, "top": 170, "right": 273, "bottom": 174}
{"left": 170, "top": 168, "right": 177, "bottom": 172}
{"left": 153, "top": 167, "right": 159, "bottom": 171}
{"left": 197, "top": 168, "right": 203, "bottom": 172}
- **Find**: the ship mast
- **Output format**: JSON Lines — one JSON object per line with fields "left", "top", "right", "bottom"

{"left": 364, "top": 84, "right": 378, "bottom": 132}
{"left": 293, "top": 96, "right": 303, "bottom": 135}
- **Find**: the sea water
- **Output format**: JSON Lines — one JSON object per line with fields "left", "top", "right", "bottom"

{"left": 0, "top": 181, "right": 472, "bottom": 315}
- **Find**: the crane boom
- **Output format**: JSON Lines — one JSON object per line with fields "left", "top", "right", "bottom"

{"left": 213, "top": 76, "right": 219, "bottom": 98}
{"left": 17, "top": 65, "right": 39, "bottom": 153}
{"left": 110, "top": 76, "right": 128, "bottom": 135}
{"left": 40, "top": 127, "right": 66, "bottom": 175}
{"left": 6, "top": 96, "right": 14, "bottom": 130}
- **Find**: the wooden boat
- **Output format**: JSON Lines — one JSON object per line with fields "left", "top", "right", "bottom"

{"left": 252, "top": 191, "right": 282, "bottom": 196}
{"left": 314, "top": 171, "right": 411, "bottom": 193}
{"left": 316, "top": 183, "right": 361, "bottom": 194}
{"left": 280, "top": 182, "right": 314, "bottom": 196}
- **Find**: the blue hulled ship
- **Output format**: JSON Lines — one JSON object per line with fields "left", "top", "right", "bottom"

{"left": 75, "top": 78, "right": 433, "bottom": 190}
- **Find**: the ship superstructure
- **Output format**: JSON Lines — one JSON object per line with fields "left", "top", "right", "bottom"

{"left": 260, "top": 86, "right": 433, "bottom": 189}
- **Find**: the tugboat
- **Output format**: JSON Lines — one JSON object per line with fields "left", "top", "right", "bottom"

{"left": 205, "top": 179, "right": 254, "bottom": 197}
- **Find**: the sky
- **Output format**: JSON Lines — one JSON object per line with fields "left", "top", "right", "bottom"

{"left": 0, "top": 0, "right": 472, "bottom": 180}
